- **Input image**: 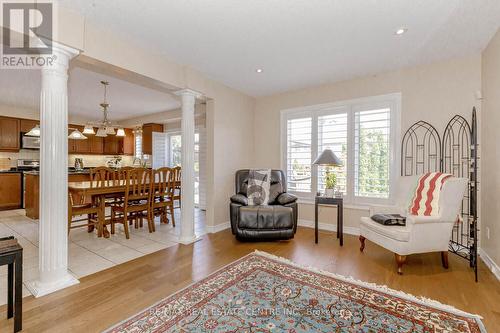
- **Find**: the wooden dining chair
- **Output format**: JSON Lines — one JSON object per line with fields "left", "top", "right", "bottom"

{"left": 110, "top": 168, "right": 153, "bottom": 239}
{"left": 90, "top": 166, "right": 114, "bottom": 188}
{"left": 110, "top": 166, "right": 135, "bottom": 206}
{"left": 172, "top": 166, "right": 182, "bottom": 209}
{"left": 151, "top": 167, "right": 176, "bottom": 226}
{"left": 68, "top": 192, "right": 103, "bottom": 236}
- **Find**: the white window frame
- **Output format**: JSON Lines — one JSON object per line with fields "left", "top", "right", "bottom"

{"left": 280, "top": 93, "right": 401, "bottom": 206}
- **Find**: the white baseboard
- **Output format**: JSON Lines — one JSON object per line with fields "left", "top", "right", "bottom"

{"left": 205, "top": 220, "right": 360, "bottom": 236}
{"left": 298, "top": 219, "right": 360, "bottom": 236}
{"left": 206, "top": 221, "right": 231, "bottom": 234}
{"left": 478, "top": 248, "right": 500, "bottom": 281}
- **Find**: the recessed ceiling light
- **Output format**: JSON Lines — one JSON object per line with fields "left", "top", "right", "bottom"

{"left": 395, "top": 28, "right": 407, "bottom": 35}
{"left": 255, "top": 68, "right": 263, "bottom": 73}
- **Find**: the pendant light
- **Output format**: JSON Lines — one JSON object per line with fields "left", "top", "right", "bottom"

{"left": 95, "top": 127, "right": 107, "bottom": 137}
{"left": 68, "top": 128, "right": 87, "bottom": 140}
{"left": 83, "top": 125, "right": 95, "bottom": 134}
{"left": 26, "top": 125, "right": 41, "bottom": 137}
{"left": 82, "top": 81, "right": 126, "bottom": 137}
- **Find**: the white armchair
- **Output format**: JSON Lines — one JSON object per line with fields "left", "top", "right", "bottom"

{"left": 359, "top": 176, "right": 468, "bottom": 274}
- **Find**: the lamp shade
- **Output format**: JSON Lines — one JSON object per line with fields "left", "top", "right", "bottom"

{"left": 95, "top": 127, "right": 108, "bottom": 137}
{"left": 313, "top": 149, "right": 342, "bottom": 166}
{"left": 68, "top": 129, "right": 87, "bottom": 140}
{"left": 83, "top": 125, "right": 95, "bottom": 134}
{"left": 26, "top": 125, "right": 41, "bottom": 137}
{"left": 116, "top": 128, "right": 125, "bottom": 137}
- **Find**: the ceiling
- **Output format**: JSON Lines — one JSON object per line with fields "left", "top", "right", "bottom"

{"left": 57, "top": 0, "right": 500, "bottom": 97}
{"left": 0, "top": 66, "right": 180, "bottom": 121}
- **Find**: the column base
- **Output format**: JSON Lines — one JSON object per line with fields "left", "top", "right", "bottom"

{"left": 25, "top": 272, "right": 79, "bottom": 298}
{"left": 178, "top": 234, "right": 202, "bottom": 245}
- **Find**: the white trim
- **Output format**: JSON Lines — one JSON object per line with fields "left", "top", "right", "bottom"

{"left": 25, "top": 272, "right": 79, "bottom": 298}
{"left": 280, "top": 93, "right": 402, "bottom": 206}
{"left": 174, "top": 88, "right": 203, "bottom": 99}
{"left": 478, "top": 248, "right": 500, "bottom": 281}
{"left": 206, "top": 221, "right": 231, "bottom": 234}
{"left": 297, "top": 199, "right": 370, "bottom": 211}
{"left": 298, "top": 219, "right": 360, "bottom": 236}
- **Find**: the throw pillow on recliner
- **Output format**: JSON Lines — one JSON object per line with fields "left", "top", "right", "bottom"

{"left": 247, "top": 169, "right": 271, "bottom": 206}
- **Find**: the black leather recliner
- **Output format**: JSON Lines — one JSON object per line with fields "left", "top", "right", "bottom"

{"left": 230, "top": 169, "right": 298, "bottom": 241}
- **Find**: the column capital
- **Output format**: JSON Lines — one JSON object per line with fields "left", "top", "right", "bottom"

{"left": 174, "top": 88, "right": 203, "bottom": 99}
{"left": 52, "top": 41, "right": 80, "bottom": 57}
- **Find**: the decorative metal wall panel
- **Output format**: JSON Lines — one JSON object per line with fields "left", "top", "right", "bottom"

{"left": 401, "top": 121, "right": 441, "bottom": 176}
{"left": 400, "top": 109, "right": 478, "bottom": 281}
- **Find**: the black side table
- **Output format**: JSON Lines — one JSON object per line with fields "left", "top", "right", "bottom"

{"left": 0, "top": 236, "right": 23, "bottom": 333}
{"left": 315, "top": 196, "right": 343, "bottom": 246}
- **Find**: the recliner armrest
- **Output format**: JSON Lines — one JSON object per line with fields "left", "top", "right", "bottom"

{"left": 230, "top": 194, "right": 248, "bottom": 206}
{"left": 276, "top": 193, "right": 297, "bottom": 205}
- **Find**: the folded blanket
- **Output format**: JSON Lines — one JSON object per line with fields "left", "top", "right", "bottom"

{"left": 371, "top": 214, "right": 406, "bottom": 226}
{"left": 409, "top": 172, "right": 452, "bottom": 216}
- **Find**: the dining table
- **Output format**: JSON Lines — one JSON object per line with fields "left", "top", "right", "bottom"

{"left": 68, "top": 179, "right": 180, "bottom": 238}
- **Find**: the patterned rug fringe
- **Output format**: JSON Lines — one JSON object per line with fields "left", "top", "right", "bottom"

{"left": 253, "top": 250, "right": 484, "bottom": 322}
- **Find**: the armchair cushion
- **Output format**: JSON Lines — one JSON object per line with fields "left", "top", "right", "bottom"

{"left": 230, "top": 194, "right": 248, "bottom": 206}
{"left": 276, "top": 192, "right": 297, "bottom": 205}
{"left": 360, "top": 217, "right": 411, "bottom": 242}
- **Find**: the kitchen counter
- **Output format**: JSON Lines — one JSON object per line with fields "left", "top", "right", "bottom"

{"left": 0, "top": 169, "right": 23, "bottom": 174}
{"left": 24, "top": 168, "right": 90, "bottom": 176}
{"left": 24, "top": 171, "right": 92, "bottom": 219}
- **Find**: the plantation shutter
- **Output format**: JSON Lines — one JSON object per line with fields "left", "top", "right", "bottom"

{"left": 286, "top": 117, "right": 312, "bottom": 193}
{"left": 317, "top": 112, "right": 348, "bottom": 194}
{"left": 354, "top": 108, "right": 391, "bottom": 198}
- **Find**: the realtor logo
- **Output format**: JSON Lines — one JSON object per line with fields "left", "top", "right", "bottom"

{"left": 1, "top": 1, "right": 55, "bottom": 68}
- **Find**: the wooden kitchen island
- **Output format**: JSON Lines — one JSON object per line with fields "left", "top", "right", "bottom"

{"left": 24, "top": 171, "right": 91, "bottom": 220}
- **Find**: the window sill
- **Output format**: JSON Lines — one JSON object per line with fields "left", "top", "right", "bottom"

{"left": 296, "top": 198, "right": 370, "bottom": 211}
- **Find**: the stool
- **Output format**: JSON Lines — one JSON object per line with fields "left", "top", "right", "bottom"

{"left": 0, "top": 236, "right": 23, "bottom": 332}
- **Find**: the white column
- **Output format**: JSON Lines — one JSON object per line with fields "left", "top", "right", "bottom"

{"left": 25, "top": 43, "right": 79, "bottom": 297}
{"left": 175, "top": 89, "right": 202, "bottom": 244}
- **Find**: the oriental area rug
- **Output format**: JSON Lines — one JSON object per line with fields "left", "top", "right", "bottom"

{"left": 106, "top": 251, "right": 486, "bottom": 332}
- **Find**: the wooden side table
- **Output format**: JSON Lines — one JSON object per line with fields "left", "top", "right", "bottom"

{"left": 315, "top": 196, "right": 343, "bottom": 246}
{"left": 0, "top": 236, "right": 23, "bottom": 333}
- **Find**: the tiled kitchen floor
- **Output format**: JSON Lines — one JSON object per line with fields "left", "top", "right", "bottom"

{"left": 0, "top": 208, "right": 206, "bottom": 305}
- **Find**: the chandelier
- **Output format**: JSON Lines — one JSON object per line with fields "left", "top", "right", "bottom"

{"left": 83, "top": 81, "right": 125, "bottom": 137}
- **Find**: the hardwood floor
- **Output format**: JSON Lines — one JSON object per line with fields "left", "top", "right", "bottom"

{"left": 1, "top": 227, "right": 499, "bottom": 332}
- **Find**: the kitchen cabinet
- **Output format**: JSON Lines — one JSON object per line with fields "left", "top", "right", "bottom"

{"left": 123, "top": 128, "right": 134, "bottom": 155}
{"left": 89, "top": 134, "right": 104, "bottom": 154}
{"left": 142, "top": 123, "right": 163, "bottom": 155}
{"left": 20, "top": 119, "right": 39, "bottom": 133}
{"left": 0, "top": 117, "right": 20, "bottom": 152}
{"left": 103, "top": 135, "right": 123, "bottom": 155}
{"left": 68, "top": 125, "right": 90, "bottom": 154}
{"left": 0, "top": 173, "right": 22, "bottom": 210}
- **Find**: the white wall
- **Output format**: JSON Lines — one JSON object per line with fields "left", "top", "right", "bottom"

{"left": 254, "top": 55, "right": 482, "bottom": 229}
{"left": 480, "top": 28, "right": 500, "bottom": 274}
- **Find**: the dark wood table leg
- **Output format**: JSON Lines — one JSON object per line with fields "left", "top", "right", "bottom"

{"left": 7, "top": 261, "right": 13, "bottom": 319}
{"left": 14, "top": 252, "right": 22, "bottom": 333}
{"left": 315, "top": 201, "right": 319, "bottom": 244}
{"left": 336, "top": 203, "right": 340, "bottom": 239}
{"left": 339, "top": 202, "right": 343, "bottom": 246}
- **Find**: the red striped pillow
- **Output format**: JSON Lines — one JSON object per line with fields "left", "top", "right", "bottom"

{"left": 409, "top": 172, "right": 452, "bottom": 216}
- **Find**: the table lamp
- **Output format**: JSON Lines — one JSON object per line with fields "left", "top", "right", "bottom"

{"left": 313, "top": 149, "right": 342, "bottom": 197}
